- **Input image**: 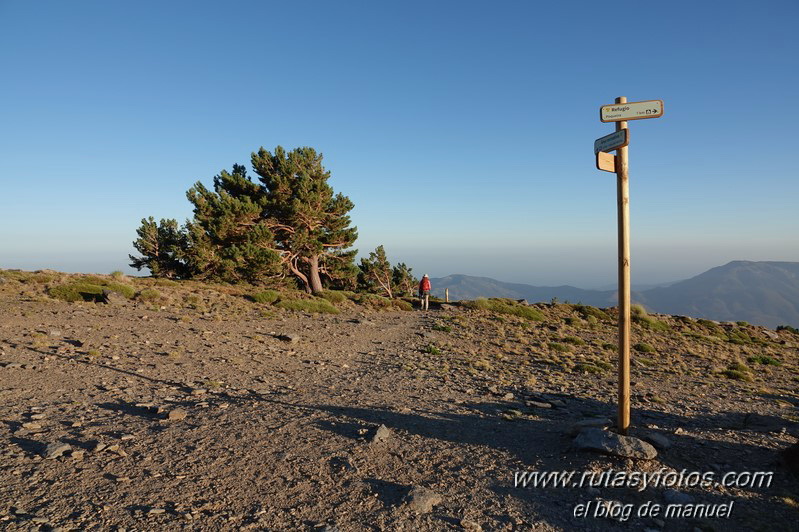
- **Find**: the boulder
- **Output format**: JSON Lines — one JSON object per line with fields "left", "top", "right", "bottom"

{"left": 574, "top": 428, "right": 657, "bottom": 459}
{"left": 370, "top": 424, "right": 393, "bottom": 444}
{"left": 43, "top": 441, "right": 71, "bottom": 459}
{"left": 405, "top": 486, "right": 442, "bottom": 514}
{"left": 101, "top": 290, "right": 127, "bottom": 305}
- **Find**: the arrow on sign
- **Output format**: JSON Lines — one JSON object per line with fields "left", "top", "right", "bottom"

{"left": 600, "top": 100, "right": 664, "bottom": 122}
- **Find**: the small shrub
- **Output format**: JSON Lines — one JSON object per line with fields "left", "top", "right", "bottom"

{"left": 593, "top": 360, "right": 613, "bottom": 371}
{"left": 276, "top": 298, "right": 339, "bottom": 314}
{"left": 424, "top": 344, "right": 442, "bottom": 355}
{"left": 110, "top": 271, "right": 127, "bottom": 281}
{"left": 549, "top": 342, "right": 571, "bottom": 353}
{"left": 723, "top": 369, "right": 753, "bottom": 381}
{"left": 26, "top": 273, "right": 55, "bottom": 284}
{"left": 727, "top": 330, "right": 752, "bottom": 345}
{"left": 575, "top": 363, "right": 607, "bottom": 374}
{"left": 464, "top": 298, "right": 544, "bottom": 321}
{"left": 573, "top": 304, "right": 611, "bottom": 322}
{"left": 103, "top": 282, "right": 135, "bottom": 299}
{"left": 696, "top": 319, "right": 726, "bottom": 337}
{"left": 352, "top": 293, "right": 413, "bottom": 311}
{"left": 432, "top": 324, "right": 452, "bottom": 333}
{"left": 48, "top": 282, "right": 105, "bottom": 302}
{"left": 631, "top": 304, "right": 669, "bottom": 332}
{"left": 728, "top": 360, "right": 749, "bottom": 373}
{"left": 318, "top": 290, "right": 348, "bottom": 304}
{"left": 392, "top": 299, "right": 413, "bottom": 311}
{"left": 777, "top": 325, "right": 799, "bottom": 335}
{"left": 562, "top": 335, "right": 586, "bottom": 346}
{"left": 250, "top": 290, "right": 279, "bottom": 304}
{"left": 633, "top": 342, "right": 655, "bottom": 353}
{"left": 602, "top": 342, "right": 617, "bottom": 352}
{"left": 155, "top": 278, "right": 179, "bottom": 287}
{"left": 137, "top": 288, "right": 162, "bottom": 302}
{"left": 721, "top": 360, "right": 753, "bottom": 381}
{"left": 747, "top": 355, "right": 781, "bottom": 366}
{"left": 471, "top": 359, "right": 492, "bottom": 371}
{"left": 736, "top": 321, "right": 749, "bottom": 327}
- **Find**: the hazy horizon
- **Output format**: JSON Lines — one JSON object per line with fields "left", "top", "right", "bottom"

{"left": 2, "top": 253, "right": 795, "bottom": 292}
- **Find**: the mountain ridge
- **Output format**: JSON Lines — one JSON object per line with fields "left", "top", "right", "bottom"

{"left": 431, "top": 261, "right": 799, "bottom": 328}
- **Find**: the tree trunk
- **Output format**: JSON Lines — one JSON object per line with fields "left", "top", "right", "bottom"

{"left": 288, "top": 256, "right": 312, "bottom": 294}
{"left": 309, "top": 254, "right": 324, "bottom": 294}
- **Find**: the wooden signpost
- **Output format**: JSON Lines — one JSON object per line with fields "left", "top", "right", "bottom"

{"left": 595, "top": 96, "right": 663, "bottom": 434}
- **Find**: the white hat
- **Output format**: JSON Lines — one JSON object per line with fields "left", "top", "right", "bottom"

{"left": 423, "top": 274, "right": 429, "bottom": 277}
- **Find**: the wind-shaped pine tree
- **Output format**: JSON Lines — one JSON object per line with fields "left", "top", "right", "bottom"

{"left": 252, "top": 146, "right": 358, "bottom": 293}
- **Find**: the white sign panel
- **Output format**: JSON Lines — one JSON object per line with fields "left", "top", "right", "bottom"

{"left": 594, "top": 129, "right": 628, "bottom": 154}
{"left": 600, "top": 100, "right": 663, "bottom": 122}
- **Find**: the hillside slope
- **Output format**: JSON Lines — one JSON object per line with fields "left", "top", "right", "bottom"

{"left": 639, "top": 261, "right": 799, "bottom": 328}
{"left": 430, "top": 274, "right": 625, "bottom": 308}
{"left": 432, "top": 262, "right": 799, "bottom": 328}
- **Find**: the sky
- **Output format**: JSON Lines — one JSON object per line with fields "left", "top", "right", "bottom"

{"left": 1, "top": 0, "right": 797, "bottom": 288}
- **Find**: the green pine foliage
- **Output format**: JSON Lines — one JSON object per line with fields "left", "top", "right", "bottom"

{"left": 184, "top": 164, "right": 282, "bottom": 284}
{"left": 358, "top": 245, "right": 394, "bottom": 297}
{"left": 251, "top": 146, "right": 358, "bottom": 293}
{"left": 392, "top": 262, "right": 418, "bottom": 298}
{"left": 129, "top": 217, "right": 188, "bottom": 279}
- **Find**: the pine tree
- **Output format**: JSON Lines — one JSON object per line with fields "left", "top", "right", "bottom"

{"left": 184, "top": 164, "right": 282, "bottom": 284}
{"left": 359, "top": 245, "right": 394, "bottom": 298}
{"left": 251, "top": 146, "right": 358, "bottom": 293}
{"left": 392, "top": 262, "right": 418, "bottom": 297}
{"left": 129, "top": 217, "right": 188, "bottom": 278}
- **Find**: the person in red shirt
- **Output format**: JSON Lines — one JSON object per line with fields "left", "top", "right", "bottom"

{"left": 418, "top": 274, "right": 431, "bottom": 311}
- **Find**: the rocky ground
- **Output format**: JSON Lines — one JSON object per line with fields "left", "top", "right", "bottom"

{"left": 0, "top": 270, "right": 798, "bottom": 531}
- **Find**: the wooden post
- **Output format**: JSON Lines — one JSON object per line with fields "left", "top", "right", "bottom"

{"left": 445, "top": 288, "right": 449, "bottom": 303}
{"left": 615, "top": 96, "right": 631, "bottom": 434}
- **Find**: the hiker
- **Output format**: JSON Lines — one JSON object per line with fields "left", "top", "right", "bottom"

{"left": 418, "top": 274, "right": 431, "bottom": 310}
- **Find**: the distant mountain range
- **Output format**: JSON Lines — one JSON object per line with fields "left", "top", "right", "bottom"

{"left": 431, "top": 261, "right": 799, "bottom": 329}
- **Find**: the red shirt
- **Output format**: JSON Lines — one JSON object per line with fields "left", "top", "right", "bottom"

{"left": 419, "top": 278, "right": 431, "bottom": 291}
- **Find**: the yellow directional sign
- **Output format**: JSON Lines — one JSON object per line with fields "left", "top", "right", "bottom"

{"left": 600, "top": 100, "right": 663, "bottom": 122}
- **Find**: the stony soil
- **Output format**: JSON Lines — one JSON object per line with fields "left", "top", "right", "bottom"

{"left": 1, "top": 271, "right": 798, "bottom": 531}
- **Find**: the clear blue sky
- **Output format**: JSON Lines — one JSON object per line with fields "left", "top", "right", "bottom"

{"left": 1, "top": 0, "right": 797, "bottom": 288}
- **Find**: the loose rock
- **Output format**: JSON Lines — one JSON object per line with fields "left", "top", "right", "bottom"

{"left": 276, "top": 334, "right": 300, "bottom": 344}
{"left": 102, "top": 289, "right": 127, "bottom": 305}
{"left": 405, "top": 486, "right": 442, "bottom": 514}
{"left": 167, "top": 409, "right": 188, "bottom": 421}
{"left": 43, "top": 441, "right": 71, "bottom": 459}
{"left": 574, "top": 428, "right": 657, "bottom": 459}
{"left": 370, "top": 424, "right": 392, "bottom": 444}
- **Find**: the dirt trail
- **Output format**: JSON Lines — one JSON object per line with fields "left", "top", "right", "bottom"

{"left": 1, "top": 297, "right": 798, "bottom": 531}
